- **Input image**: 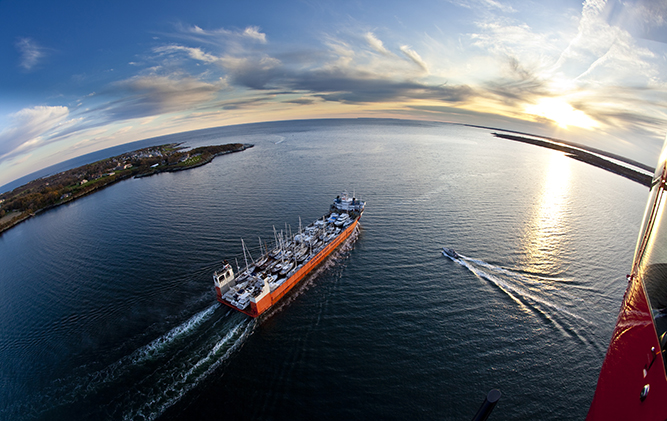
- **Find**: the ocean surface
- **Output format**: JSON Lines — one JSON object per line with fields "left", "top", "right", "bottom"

{"left": 0, "top": 119, "right": 650, "bottom": 420}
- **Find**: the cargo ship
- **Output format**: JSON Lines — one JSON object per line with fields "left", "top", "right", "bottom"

{"left": 213, "top": 193, "right": 365, "bottom": 317}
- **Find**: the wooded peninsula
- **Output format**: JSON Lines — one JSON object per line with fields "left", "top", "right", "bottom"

{"left": 0, "top": 143, "right": 252, "bottom": 234}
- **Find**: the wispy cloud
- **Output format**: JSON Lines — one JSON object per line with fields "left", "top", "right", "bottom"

{"left": 546, "top": 0, "right": 659, "bottom": 86}
{"left": 150, "top": 33, "right": 466, "bottom": 104}
{"left": 364, "top": 32, "right": 391, "bottom": 55}
{"left": 219, "top": 55, "right": 282, "bottom": 89}
{"left": 0, "top": 106, "right": 70, "bottom": 159}
{"left": 216, "top": 96, "right": 273, "bottom": 110}
{"left": 242, "top": 26, "right": 267, "bottom": 43}
{"left": 283, "top": 97, "right": 316, "bottom": 105}
{"left": 15, "top": 37, "right": 46, "bottom": 71}
{"left": 99, "top": 73, "right": 229, "bottom": 120}
{"left": 175, "top": 24, "right": 268, "bottom": 45}
{"left": 283, "top": 68, "right": 473, "bottom": 104}
{"left": 4, "top": 1, "right": 667, "bottom": 188}
{"left": 571, "top": 86, "right": 667, "bottom": 134}
{"left": 459, "top": 0, "right": 667, "bottom": 140}
{"left": 470, "top": 20, "right": 565, "bottom": 69}
{"left": 626, "top": 0, "right": 667, "bottom": 43}
{"left": 399, "top": 45, "right": 429, "bottom": 73}
{"left": 154, "top": 45, "right": 220, "bottom": 63}
{"left": 447, "top": 0, "right": 515, "bottom": 13}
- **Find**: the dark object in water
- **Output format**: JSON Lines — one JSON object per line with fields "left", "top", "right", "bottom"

{"left": 442, "top": 247, "right": 460, "bottom": 259}
{"left": 471, "top": 389, "right": 501, "bottom": 421}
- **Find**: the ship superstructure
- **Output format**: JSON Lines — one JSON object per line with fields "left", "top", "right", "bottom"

{"left": 213, "top": 193, "right": 365, "bottom": 318}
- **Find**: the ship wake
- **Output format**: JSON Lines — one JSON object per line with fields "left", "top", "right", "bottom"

{"left": 3, "top": 225, "right": 363, "bottom": 421}
{"left": 443, "top": 250, "right": 598, "bottom": 348}
{"left": 3, "top": 303, "right": 255, "bottom": 421}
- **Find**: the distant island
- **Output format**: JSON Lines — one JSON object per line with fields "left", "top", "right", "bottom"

{"left": 0, "top": 143, "right": 252, "bottom": 234}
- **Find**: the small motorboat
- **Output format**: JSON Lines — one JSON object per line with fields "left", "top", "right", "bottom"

{"left": 442, "top": 247, "right": 460, "bottom": 259}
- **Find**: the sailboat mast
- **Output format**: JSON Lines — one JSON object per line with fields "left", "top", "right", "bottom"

{"left": 241, "top": 239, "right": 249, "bottom": 273}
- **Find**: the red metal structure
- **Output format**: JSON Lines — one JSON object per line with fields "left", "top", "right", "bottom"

{"left": 588, "top": 139, "right": 667, "bottom": 420}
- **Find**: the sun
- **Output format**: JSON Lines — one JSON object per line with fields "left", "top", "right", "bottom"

{"left": 525, "top": 98, "right": 598, "bottom": 130}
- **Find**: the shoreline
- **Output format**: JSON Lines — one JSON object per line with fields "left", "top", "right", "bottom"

{"left": 492, "top": 133, "right": 653, "bottom": 187}
{"left": 1, "top": 126, "right": 654, "bottom": 236}
{"left": 467, "top": 124, "right": 655, "bottom": 173}
{"left": 0, "top": 143, "right": 253, "bottom": 235}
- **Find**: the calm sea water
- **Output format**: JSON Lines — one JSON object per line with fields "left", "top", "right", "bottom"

{"left": 0, "top": 119, "right": 650, "bottom": 420}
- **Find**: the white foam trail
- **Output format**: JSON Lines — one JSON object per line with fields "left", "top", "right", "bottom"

{"left": 89, "top": 303, "right": 220, "bottom": 389}
{"left": 460, "top": 260, "right": 589, "bottom": 323}
{"left": 462, "top": 256, "right": 581, "bottom": 301}
{"left": 120, "top": 227, "right": 358, "bottom": 419}
{"left": 446, "top": 252, "right": 592, "bottom": 326}
{"left": 5, "top": 303, "right": 224, "bottom": 420}
{"left": 123, "top": 318, "right": 255, "bottom": 421}
{"left": 128, "top": 303, "right": 220, "bottom": 365}
{"left": 14, "top": 230, "right": 360, "bottom": 421}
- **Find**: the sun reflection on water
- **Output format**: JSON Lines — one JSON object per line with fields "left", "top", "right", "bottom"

{"left": 520, "top": 152, "right": 572, "bottom": 274}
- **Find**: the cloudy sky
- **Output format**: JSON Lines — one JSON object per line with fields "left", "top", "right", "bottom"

{"left": 1, "top": 0, "right": 666, "bottom": 188}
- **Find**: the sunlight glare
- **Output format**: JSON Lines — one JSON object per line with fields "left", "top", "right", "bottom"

{"left": 525, "top": 98, "right": 598, "bottom": 130}
{"left": 521, "top": 152, "right": 572, "bottom": 273}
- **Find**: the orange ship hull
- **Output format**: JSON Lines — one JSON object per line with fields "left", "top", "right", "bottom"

{"left": 217, "top": 215, "right": 361, "bottom": 318}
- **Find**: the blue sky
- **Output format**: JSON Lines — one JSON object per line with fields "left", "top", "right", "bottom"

{"left": 1, "top": 0, "right": 666, "bottom": 188}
